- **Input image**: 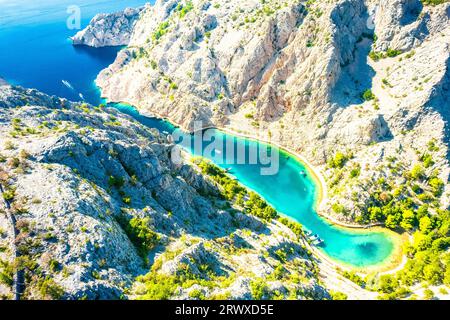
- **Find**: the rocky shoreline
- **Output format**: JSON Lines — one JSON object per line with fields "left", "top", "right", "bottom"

{"left": 94, "top": 0, "right": 450, "bottom": 225}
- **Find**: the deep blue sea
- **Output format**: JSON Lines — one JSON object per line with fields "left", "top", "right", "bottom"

{"left": 0, "top": 0, "right": 150, "bottom": 104}
{"left": 0, "top": 0, "right": 396, "bottom": 267}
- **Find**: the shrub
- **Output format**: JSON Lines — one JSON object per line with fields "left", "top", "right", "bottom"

{"left": 38, "top": 277, "right": 65, "bottom": 300}
{"left": 278, "top": 217, "right": 303, "bottom": 238}
{"left": 118, "top": 216, "right": 159, "bottom": 257}
{"left": 136, "top": 273, "right": 178, "bottom": 300}
{"left": 362, "top": 89, "right": 375, "bottom": 101}
{"left": 377, "top": 275, "right": 399, "bottom": 294}
{"left": 330, "top": 291, "right": 348, "bottom": 300}
{"left": 350, "top": 165, "right": 361, "bottom": 178}
{"left": 48, "top": 259, "right": 61, "bottom": 273}
{"left": 2, "top": 187, "right": 15, "bottom": 201}
{"left": 189, "top": 289, "right": 206, "bottom": 300}
{"left": 328, "top": 151, "right": 351, "bottom": 168}
{"left": 331, "top": 203, "right": 346, "bottom": 215}
{"left": 152, "top": 21, "right": 170, "bottom": 41}
{"left": 410, "top": 164, "right": 425, "bottom": 180}
{"left": 429, "top": 177, "right": 444, "bottom": 196}
{"left": 386, "top": 48, "right": 402, "bottom": 57}
{"left": 108, "top": 176, "right": 125, "bottom": 188}
{"left": 423, "top": 288, "right": 434, "bottom": 300}
{"left": 0, "top": 260, "right": 14, "bottom": 287}
{"left": 420, "top": 153, "right": 434, "bottom": 168}
{"left": 177, "top": 1, "right": 194, "bottom": 19}
{"left": 250, "top": 279, "right": 269, "bottom": 299}
{"left": 343, "top": 271, "right": 366, "bottom": 287}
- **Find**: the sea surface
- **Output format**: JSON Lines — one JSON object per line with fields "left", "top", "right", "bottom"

{"left": 0, "top": 0, "right": 395, "bottom": 267}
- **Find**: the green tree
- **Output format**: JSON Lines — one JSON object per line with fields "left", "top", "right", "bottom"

{"left": 410, "top": 164, "right": 425, "bottom": 180}
{"left": 423, "top": 260, "right": 443, "bottom": 285}
{"left": 419, "top": 216, "right": 433, "bottom": 234}
{"left": 385, "top": 215, "right": 400, "bottom": 229}
{"left": 423, "top": 288, "right": 434, "bottom": 300}
{"left": 250, "top": 279, "right": 269, "bottom": 300}
{"left": 444, "top": 264, "right": 450, "bottom": 286}
{"left": 328, "top": 152, "right": 350, "bottom": 168}
{"left": 377, "top": 275, "right": 398, "bottom": 294}
{"left": 429, "top": 177, "right": 444, "bottom": 196}
{"left": 369, "top": 207, "right": 383, "bottom": 222}
{"left": 362, "top": 89, "right": 375, "bottom": 101}
{"left": 400, "top": 209, "right": 415, "bottom": 231}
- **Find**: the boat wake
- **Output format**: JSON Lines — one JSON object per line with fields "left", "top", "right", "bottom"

{"left": 62, "top": 80, "right": 85, "bottom": 101}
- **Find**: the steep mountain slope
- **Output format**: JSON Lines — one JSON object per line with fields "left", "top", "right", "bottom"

{"left": 0, "top": 83, "right": 327, "bottom": 300}
{"left": 95, "top": 0, "right": 449, "bottom": 224}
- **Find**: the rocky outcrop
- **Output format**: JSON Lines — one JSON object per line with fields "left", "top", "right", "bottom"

{"left": 372, "top": 0, "right": 449, "bottom": 51}
{"left": 72, "top": 7, "right": 145, "bottom": 47}
{"left": 0, "top": 84, "right": 326, "bottom": 300}
{"left": 96, "top": 0, "right": 450, "bottom": 222}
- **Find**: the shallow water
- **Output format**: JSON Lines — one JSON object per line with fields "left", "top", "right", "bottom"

{"left": 0, "top": 1, "right": 395, "bottom": 267}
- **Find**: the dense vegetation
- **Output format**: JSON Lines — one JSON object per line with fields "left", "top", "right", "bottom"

{"left": 197, "top": 159, "right": 278, "bottom": 221}
{"left": 327, "top": 143, "right": 450, "bottom": 298}
{"left": 116, "top": 216, "right": 160, "bottom": 259}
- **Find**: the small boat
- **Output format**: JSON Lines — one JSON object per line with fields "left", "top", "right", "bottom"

{"left": 62, "top": 80, "right": 74, "bottom": 90}
{"left": 162, "top": 131, "right": 169, "bottom": 135}
{"left": 224, "top": 167, "right": 232, "bottom": 172}
{"left": 79, "top": 93, "right": 85, "bottom": 100}
{"left": 214, "top": 149, "right": 222, "bottom": 155}
{"left": 314, "top": 239, "right": 324, "bottom": 246}
{"left": 299, "top": 170, "right": 307, "bottom": 176}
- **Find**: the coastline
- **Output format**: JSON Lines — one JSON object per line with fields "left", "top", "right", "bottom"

{"left": 103, "top": 99, "right": 406, "bottom": 273}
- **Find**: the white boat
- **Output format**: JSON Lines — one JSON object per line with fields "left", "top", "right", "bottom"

{"left": 313, "top": 239, "right": 324, "bottom": 246}
{"left": 300, "top": 170, "right": 307, "bottom": 176}
{"left": 79, "top": 93, "right": 85, "bottom": 100}
{"left": 214, "top": 149, "right": 222, "bottom": 155}
{"left": 62, "top": 80, "right": 74, "bottom": 90}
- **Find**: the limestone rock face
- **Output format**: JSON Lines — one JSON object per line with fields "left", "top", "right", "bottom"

{"left": 0, "top": 85, "right": 326, "bottom": 300}
{"left": 95, "top": 0, "right": 450, "bottom": 222}
{"left": 72, "top": 7, "right": 145, "bottom": 47}
{"left": 373, "top": 0, "right": 449, "bottom": 51}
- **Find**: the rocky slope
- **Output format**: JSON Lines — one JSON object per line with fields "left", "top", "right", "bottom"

{"left": 0, "top": 84, "right": 328, "bottom": 300}
{"left": 95, "top": 0, "right": 449, "bottom": 226}
{"left": 72, "top": 7, "right": 145, "bottom": 47}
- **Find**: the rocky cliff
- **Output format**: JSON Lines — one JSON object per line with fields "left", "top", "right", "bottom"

{"left": 72, "top": 7, "right": 145, "bottom": 47}
{"left": 95, "top": 0, "right": 449, "bottom": 225}
{"left": 0, "top": 84, "right": 327, "bottom": 300}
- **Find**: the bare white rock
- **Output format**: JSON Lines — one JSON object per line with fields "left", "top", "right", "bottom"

{"left": 72, "top": 7, "right": 146, "bottom": 47}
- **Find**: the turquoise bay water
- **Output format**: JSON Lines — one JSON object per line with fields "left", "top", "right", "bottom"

{"left": 115, "top": 105, "right": 395, "bottom": 267}
{"left": 0, "top": 1, "right": 395, "bottom": 267}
